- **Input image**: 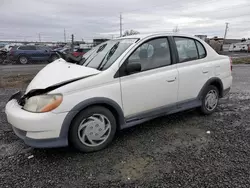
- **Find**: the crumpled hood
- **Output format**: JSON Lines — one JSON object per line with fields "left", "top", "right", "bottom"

{"left": 26, "top": 59, "right": 100, "bottom": 93}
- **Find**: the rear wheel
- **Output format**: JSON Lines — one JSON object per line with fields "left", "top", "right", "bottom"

{"left": 199, "top": 85, "right": 219, "bottom": 115}
{"left": 69, "top": 106, "right": 117, "bottom": 152}
{"left": 49, "top": 54, "right": 59, "bottom": 62}
{"left": 18, "top": 56, "right": 29, "bottom": 64}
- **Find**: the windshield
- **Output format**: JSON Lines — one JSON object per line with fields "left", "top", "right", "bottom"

{"left": 79, "top": 38, "right": 138, "bottom": 70}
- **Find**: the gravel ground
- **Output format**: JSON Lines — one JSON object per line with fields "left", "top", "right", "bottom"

{"left": 0, "top": 65, "right": 250, "bottom": 188}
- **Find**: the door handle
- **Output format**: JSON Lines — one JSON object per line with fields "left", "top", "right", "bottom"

{"left": 167, "top": 77, "right": 176, "bottom": 82}
{"left": 202, "top": 70, "right": 209, "bottom": 74}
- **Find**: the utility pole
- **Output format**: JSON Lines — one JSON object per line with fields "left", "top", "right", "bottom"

{"left": 64, "top": 28, "right": 66, "bottom": 43}
{"left": 71, "top": 34, "right": 74, "bottom": 51}
{"left": 172, "top": 25, "right": 180, "bottom": 33}
{"left": 38, "top": 33, "right": 41, "bottom": 42}
{"left": 120, "top": 13, "right": 123, "bottom": 37}
{"left": 224, "top": 22, "right": 229, "bottom": 40}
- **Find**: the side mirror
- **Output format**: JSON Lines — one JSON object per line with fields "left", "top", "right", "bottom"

{"left": 126, "top": 62, "right": 141, "bottom": 74}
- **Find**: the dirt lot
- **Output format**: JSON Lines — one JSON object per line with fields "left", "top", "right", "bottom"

{"left": 1, "top": 65, "right": 250, "bottom": 188}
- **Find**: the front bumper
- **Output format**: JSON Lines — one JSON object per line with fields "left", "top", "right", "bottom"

{"left": 12, "top": 126, "right": 67, "bottom": 148}
{"left": 5, "top": 99, "right": 69, "bottom": 148}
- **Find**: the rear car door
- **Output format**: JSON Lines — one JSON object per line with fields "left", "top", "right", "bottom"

{"left": 174, "top": 36, "right": 211, "bottom": 102}
{"left": 119, "top": 37, "right": 179, "bottom": 118}
{"left": 24, "top": 46, "right": 38, "bottom": 60}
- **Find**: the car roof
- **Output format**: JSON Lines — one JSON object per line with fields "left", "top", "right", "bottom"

{"left": 20, "top": 45, "right": 35, "bottom": 47}
{"left": 117, "top": 32, "right": 198, "bottom": 40}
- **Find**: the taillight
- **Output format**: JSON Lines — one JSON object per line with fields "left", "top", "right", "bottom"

{"left": 229, "top": 57, "right": 232, "bottom": 71}
{"left": 10, "top": 48, "right": 14, "bottom": 55}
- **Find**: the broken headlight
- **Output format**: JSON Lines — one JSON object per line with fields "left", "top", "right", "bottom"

{"left": 23, "top": 94, "right": 63, "bottom": 113}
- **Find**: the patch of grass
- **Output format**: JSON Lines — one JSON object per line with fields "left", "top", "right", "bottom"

{"left": 0, "top": 74, "right": 34, "bottom": 88}
{"left": 232, "top": 57, "right": 250, "bottom": 64}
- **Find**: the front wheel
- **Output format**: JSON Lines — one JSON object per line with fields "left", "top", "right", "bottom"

{"left": 199, "top": 85, "right": 219, "bottom": 115}
{"left": 69, "top": 106, "right": 117, "bottom": 152}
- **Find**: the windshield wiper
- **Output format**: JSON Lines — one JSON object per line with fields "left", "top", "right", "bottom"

{"left": 82, "top": 43, "right": 107, "bottom": 66}
{"left": 97, "top": 42, "right": 120, "bottom": 70}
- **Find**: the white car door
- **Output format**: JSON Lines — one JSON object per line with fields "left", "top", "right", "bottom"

{"left": 119, "top": 37, "right": 179, "bottom": 118}
{"left": 174, "top": 37, "right": 211, "bottom": 102}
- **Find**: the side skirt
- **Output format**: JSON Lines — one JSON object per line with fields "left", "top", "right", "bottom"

{"left": 121, "top": 98, "right": 202, "bottom": 129}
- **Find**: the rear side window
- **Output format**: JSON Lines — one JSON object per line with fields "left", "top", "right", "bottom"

{"left": 195, "top": 41, "right": 206, "bottom": 58}
{"left": 174, "top": 37, "right": 198, "bottom": 62}
{"left": 18, "top": 46, "right": 25, "bottom": 50}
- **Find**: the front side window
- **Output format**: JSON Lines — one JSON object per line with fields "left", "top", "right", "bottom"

{"left": 127, "top": 38, "right": 172, "bottom": 72}
{"left": 174, "top": 37, "right": 198, "bottom": 62}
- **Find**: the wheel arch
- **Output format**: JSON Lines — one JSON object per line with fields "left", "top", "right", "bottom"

{"left": 48, "top": 53, "right": 59, "bottom": 62}
{"left": 50, "top": 53, "right": 59, "bottom": 58}
{"left": 198, "top": 77, "right": 224, "bottom": 99}
{"left": 18, "top": 54, "right": 29, "bottom": 59}
{"left": 59, "top": 97, "right": 125, "bottom": 141}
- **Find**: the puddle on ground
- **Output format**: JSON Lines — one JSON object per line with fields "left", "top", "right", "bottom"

{"left": 154, "top": 127, "right": 209, "bottom": 155}
{"left": 113, "top": 156, "right": 157, "bottom": 181}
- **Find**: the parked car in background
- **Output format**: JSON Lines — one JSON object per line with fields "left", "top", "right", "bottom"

{"left": 7, "top": 45, "right": 59, "bottom": 64}
{"left": 72, "top": 48, "right": 91, "bottom": 57}
{"left": 229, "top": 41, "right": 250, "bottom": 52}
{"left": 5, "top": 33, "right": 232, "bottom": 152}
{"left": 0, "top": 50, "right": 8, "bottom": 63}
{"left": 0, "top": 43, "right": 8, "bottom": 50}
{"left": 4, "top": 43, "right": 23, "bottom": 52}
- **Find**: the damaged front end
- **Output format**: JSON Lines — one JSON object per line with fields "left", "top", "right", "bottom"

{"left": 9, "top": 74, "right": 96, "bottom": 106}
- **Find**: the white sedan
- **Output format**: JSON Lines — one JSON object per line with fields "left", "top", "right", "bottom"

{"left": 5, "top": 33, "right": 232, "bottom": 152}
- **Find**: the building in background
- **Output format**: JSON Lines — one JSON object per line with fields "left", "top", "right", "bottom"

{"left": 195, "top": 35, "right": 207, "bottom": 41}
{"left": 228, "top": 39, "right": 250, "bottom": 52}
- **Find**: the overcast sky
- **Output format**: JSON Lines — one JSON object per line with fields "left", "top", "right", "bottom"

{"left": 1, "top": 0, "right": 250, "bottom": 42}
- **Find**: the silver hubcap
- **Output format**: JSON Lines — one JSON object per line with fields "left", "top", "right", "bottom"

{"left": 20, "top": 57, "right": 27, "bottom": 64}
{"left": 78, "top": 114, "right": 111, "bottom": 147}
{"left": 205, "top": 90, "right": 218, "bottom": 111}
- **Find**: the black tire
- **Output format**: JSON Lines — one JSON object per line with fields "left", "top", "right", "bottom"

{"left": 18, "top": 55, "right": 29, "bottom": 64}
{"left": 199, "top": 85, "right": 219, "bottom": 115}
{"left": 69, "top": 106, "right": 117, "bottom": 152}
